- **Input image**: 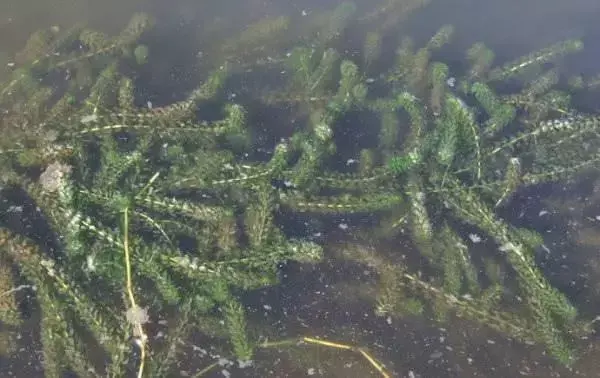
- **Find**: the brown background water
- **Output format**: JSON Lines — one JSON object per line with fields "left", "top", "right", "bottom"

{"left": 3, "top": 0, "right": 600, "bottom": 377}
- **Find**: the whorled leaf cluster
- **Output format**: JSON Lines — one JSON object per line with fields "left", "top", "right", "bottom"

{"left": 0, "top": 1, "right": 599, "bottom": 376}
{"left": 0, "top": 11, "right": 323, "bottom": 378}
{"left": 272, "top": 25, "right": 596, "bottom": 366}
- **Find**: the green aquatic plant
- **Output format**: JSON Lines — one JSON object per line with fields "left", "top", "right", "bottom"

{"left": 269, "top": 26, "right": 599, "bottom": 365}
{"left": 2, "top": 2, "right": 600, "bottom": 376}
{"left": 0, "top": 13, "right": 323, "bottom": 378}
{"left": 190, "top": 12, "right": 600, "bottom": 367}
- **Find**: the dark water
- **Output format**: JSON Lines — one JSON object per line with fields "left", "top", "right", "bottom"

{"left": 3, "top": 0, "right": 600, "bottom": 377}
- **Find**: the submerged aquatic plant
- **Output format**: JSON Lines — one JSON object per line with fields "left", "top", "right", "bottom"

{"left": 0, "top": 12, "right": 323, "bottom": 377}
{"left": 268, "top": 26, "right": 599, "bottom": 367}
{"left": 1, "top": 1, "right": 600, "bottom": 376}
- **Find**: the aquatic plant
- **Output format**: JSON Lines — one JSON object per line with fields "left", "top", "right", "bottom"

{"left": 269, "top": 27, "right": 598, "bottom": 366}
{"left": 0, "top": 13, "right": 323, "bottom": 377}
{"left": 1, "top": 2, "right": 600, "bottom": 376}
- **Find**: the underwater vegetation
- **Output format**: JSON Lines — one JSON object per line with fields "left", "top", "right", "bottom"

{"left": 2, "top": 0, "right": 600, "bottom": 376}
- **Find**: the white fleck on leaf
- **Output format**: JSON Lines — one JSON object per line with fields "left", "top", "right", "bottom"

{"left": 125, "top": 305, "right": 149, "bottom": 327}
{"left": 86, "top": 255, "right": 96, "bottom": 272}
{"left": 238, "top": 360, "right": 253, "bottom": 368}
{"left": 80, "top": 114, "right": 98, "bottom": 123}
{"left": 39, "top": 162, "right": 72, "bottom": 193}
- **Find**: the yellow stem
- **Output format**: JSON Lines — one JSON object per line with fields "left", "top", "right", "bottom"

{"left": 259, "top": 336, "right": 391, "bottom": 378}
{"left": 123, "top": 207, "right": 146, "bottom": 378}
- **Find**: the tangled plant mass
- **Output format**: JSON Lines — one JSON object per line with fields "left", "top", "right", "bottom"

{"left": 1, "top": 1, "right": 600, "bottom": 376}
